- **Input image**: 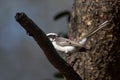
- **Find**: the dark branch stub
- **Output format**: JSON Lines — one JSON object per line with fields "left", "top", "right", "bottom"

{"left": 15, "top": 12, "right": 82, "bottom": 80}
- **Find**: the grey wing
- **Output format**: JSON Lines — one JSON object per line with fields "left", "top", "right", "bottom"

{"left": 55, "top": 37, "right": 82, "bottom": 47}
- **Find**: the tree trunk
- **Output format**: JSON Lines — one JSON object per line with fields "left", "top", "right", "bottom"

{"left": 68, "top": 0, "right": 120, "bottom": 80}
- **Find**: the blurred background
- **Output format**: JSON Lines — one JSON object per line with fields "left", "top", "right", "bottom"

{"left": 0, "top": 0, "right": 73, "bottom": 80}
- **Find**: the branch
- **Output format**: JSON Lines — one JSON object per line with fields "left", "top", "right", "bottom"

{"left": 15, "top": 12, "right": 82, "bottom": 80}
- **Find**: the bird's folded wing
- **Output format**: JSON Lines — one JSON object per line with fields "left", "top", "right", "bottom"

{"left": 55, "top": 37, "right": 83, "bottom": 47}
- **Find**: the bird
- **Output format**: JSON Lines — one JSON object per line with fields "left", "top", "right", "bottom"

{"left": 47, "top": 20, "right": 110, "bottom": 54}
{"left": 47, "top": 33, "right": 85, "bottom": 53}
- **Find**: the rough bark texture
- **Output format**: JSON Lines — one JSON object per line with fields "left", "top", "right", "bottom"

{"left": 68, "top": 0, "right": 120, "bottom": 80}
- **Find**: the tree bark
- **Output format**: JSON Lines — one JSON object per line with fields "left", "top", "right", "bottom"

{"left": 68, "top": 0, "right": 120, "bottom": 80}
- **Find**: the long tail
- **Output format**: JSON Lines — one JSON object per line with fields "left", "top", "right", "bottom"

{"left": 84, "top": 20, "right": 110, "bottom": 38}
{"left": 79, "top": 20, "right": 110, "bottom": 45}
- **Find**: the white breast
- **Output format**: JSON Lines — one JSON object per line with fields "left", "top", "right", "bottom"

{"left": 52, "top": 41, "right": 75, "bottom": 53}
